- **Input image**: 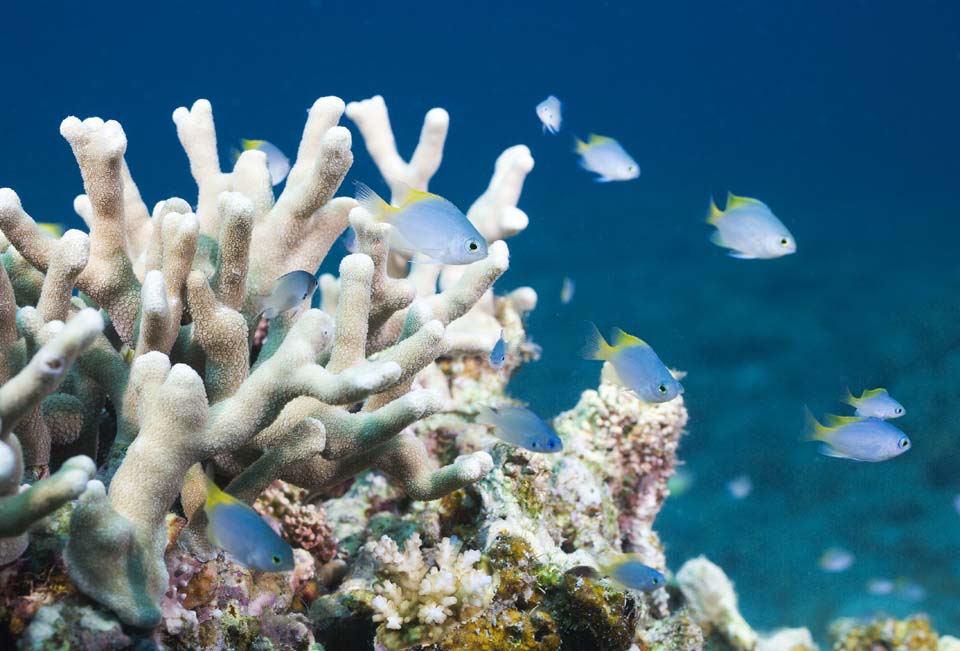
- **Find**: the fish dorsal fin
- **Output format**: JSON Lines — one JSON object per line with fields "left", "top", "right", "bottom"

{"left": 824, "top": 413, "right": 863, "bottom": 428}
{"left": 394, "top": 181, "right": 440, "bottom": 207}
{"left": 588, "top": 133, "right": 616, "bottom": 145}
{"left": 706, "top": 197, "right": 724, "bottom": 225}
{"left": 611, "top": 327, "right": 647, "bottom": 349}
{"left": 574, "top": 137, "right": 589, "bottom": 154}
{"left": 859, "top": 387, "right": 889, "bottom": 400}
{"left": 725, "top": 192, "right": 767, "bottom": 210}
{"left": 241, "top": 139, "right": 266, "bottom": 151}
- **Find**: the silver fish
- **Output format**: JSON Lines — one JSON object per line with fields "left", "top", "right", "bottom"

{"left": 476, "top": 405, "right": 562, "bottom": 453}
{"left": 805, "top": 411, "right": 911, "bottom": 462}
{"left": 707, "top": 193, "right": 796, "bottom": 259}
{"left": 261, "top": 270, "right": 317, "bottom": 319}
{"left": 489, "top": 330, "right": 506, "bottom": 369}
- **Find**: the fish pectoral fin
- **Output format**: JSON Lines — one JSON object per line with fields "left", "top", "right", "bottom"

{"left": 594, "top": 177, "right": 614, "bottom": 183}
{"left": 708, "top": 231, "right": 727, "bottom": 248}
{"left": 817, "top": 444, "right": 864, "bottom": 461}
{"left": 727, "top": 251, "right": 757, "bottom": 260}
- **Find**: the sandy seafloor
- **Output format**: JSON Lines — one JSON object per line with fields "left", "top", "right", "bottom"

{"left": 1, "top": 0, "right": 958, "bottom": 642}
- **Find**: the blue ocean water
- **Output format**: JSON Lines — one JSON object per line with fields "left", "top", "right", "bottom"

{"left": 2, "top": 0, "right": 958, "bottom": 638}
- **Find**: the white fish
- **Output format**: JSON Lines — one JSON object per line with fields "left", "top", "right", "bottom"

{"left": 574, "top": 134, "right": 640, "bottom": 182}
{"left": 707, "top": 193, "right": 796, "bottom": 259}
{"left": 260, "top": 270, "right": 317, "bottom": 319}
{"left": 842, "top": 388, "right": 905, "bottom": 419}
{"left": 476, "top": 405, "right": 563, "bottom": 453}
{"left": 818, "top": 547, "right": 855, "bottom": 573}
{"left": 726, "top": 475, "right": 753, "bottom": 500}
{"left": 241, "top": 139, "right": 291, "bottom": 186}
{"left": 536, "top": 95, "right": 562, "bottom": 134}
{"left": 866, "top": 578, "right": 894, "bottom": 595}
{"left": 560, "top": 276, "right": 575, "bottom": 305}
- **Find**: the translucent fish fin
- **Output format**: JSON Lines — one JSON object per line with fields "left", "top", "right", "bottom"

{"left": 475, "top": 405, "right": 500, "bottom": 427}
{"left": 802, "top": 406, "right": 830, "bottom": 442}
{"left": 230, "top": 147, "right": 242, "bottom": 166}
{"left": 725, "top": 192, "right": 767, "bottom": 210}
{"left": 588, "top": 133, "right": 616, "bottom": 145}
{"left": 354, "top": 181, "right": 393, "bottom": 222}
{"left": 393, "top": 181, "right": 440, "bottom": 206}
{"left": 594, "top": 177, "right": 614, "bottom": 183}
{"left": 824, "top": 413, "right": 863, "bottom": 428}
{"left": 574, "top": 136, "right": 589, "bottom": 154}
{"left": 728, "top": 251, "right": 757, "bottom": 260}
{"left": 706, "top": 197, "right": 724, "bottom": 225}
{"left": 860, "top": 387, "right": 889, "bottom": 400}
{"left": 241, "top": 139, "right": 266, "bottom": 151}
{"left": 708, "top": 231, "right": 727, "bottom": 248}
{"left": 542, "top": 123, "right": 548, "bottom": 134}
{"left": 611, "top": 327, "right": 647, "bottom": 349}
{"left": 817, "top": 443, "right": 858, "bottom": 460}
{"left": 580, "top": 322, "right": 613, "bottom": 361}
{"left": 841, "top": 387, "right": 857, "bottom": 407}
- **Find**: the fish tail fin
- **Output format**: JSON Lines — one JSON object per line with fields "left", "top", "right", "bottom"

{"left": 354, "top": 181, "right": 393, "bottom": 222}
{"left": 230, "top": 147, "right": 242, "bottom": 166}
{"left": 706, "top": 196, "right": 724, "bottom": 225}
{"left": 841, "top": 387, "right": 857, "bottom": 407}
{"left": 580, "top": 322, "right": 614, "bottom": 361}
{"left": 475, "top": 405, "right": 499, "bottom": 427}
{"left": 802, "top": 406, "right": 830, "bottom": 443}
{"left": 203, "top": 464, "right": 237, "bottom": 510}
{"left": 573, "top": 136, "right": 589, "bottom": 154}
{"left": 241, "top": 139, "right": 266, "bottom": 151}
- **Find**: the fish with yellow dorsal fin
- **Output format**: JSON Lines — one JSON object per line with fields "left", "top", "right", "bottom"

{"left": 354, "top": 181, "right": 488, "bottom": 265}
{"left": 581, "top": 322, "right": 682, "bottom": 402}
{"left": 707, "top": 192, "right": 796, "bottom": 259}
{"left": 574, "top": 134, "right": 639, "bottom": 182}
{"left": 804, "top": 408, "right": 911, "bottom": 461}
{"left": 842, "top": 387, "right": 905, "bottom": 419}
{"left": 597, "top": 553, "right": 666, "bottom": 591}
{"left": 203, "top": 472, "right": 294, "bottom": 571}
{"left": 239, "top": 139, "right": 290, "bottom": 186}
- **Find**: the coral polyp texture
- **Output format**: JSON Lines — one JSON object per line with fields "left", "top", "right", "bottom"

{"left": 1, "top": 94, "right": 947, "bottom": 651}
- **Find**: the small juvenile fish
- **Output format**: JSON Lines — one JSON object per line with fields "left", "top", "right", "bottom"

{"left": 560, "top": 276, "right": 575, "bottom": 305}
{"left": 476, "top": 405, "right": 563, "bottom": 453}
{"left": 204, "top": 474, "right": 294, "bottom": 571}
{"left": 574, "top": 134, "right": 640, "bottom": 182}
{"left": 38, "top": 223, "right": 65, "bottom": 238}
{"left": 598, "top": 554, "right": 666, "bottom": 592}
{"left": 726, "top": 475, "right": 753, "bottom": 500}
{"left": 489, "top": 330, "right": 506, "bottom": 369}
{"left": 843, "top": 388, "right": 905, "bottom": 419}
{"left": 818, "top": 547, "right": 855, "bottom": 573}
{"left": 241, "top": 139, "right": 290, "bottom": 186}
{"left": 707, "top": 193, "right": 796, "bottom": 259}
{"left": 805, "top": 410, "right": 911, "bottom": 462}
{"left": 866, "top": 578, "right": 894, "bottom": 595}
{"left": 667, "top": 468, "right": 695, "bottom": 497}
{"left": 536, "top": 95, "right": 562, "bottom": 134}
{"left": 261, "top": 270, "right": 317, "bottom": 319}
{"left": 355, "top": 182, "right": 488, "bottom": 265}
{"left": 341, "top": 226, "right": 358, "bottom": 253}
{"left": 581, "top": 323, "right": 683, "bottom": 402}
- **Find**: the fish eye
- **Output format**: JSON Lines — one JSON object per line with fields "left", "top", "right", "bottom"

{"left": 895, "top": 407, "right": 903, "bottom": 414}
{"left": 780, "top": 238, "right": 790, "bottom": 247}
{"left": 652, "top": 577, "right": 661, "bottom": 584}
{"left": 272, "top": 555, "right": 281, "bottom": 565}
{"left": 899, "top": 438, "right": 910, "bottom": 449}
{"left": 658, "top": 384, "right": 668, "bottom": 394}
{"left": 467, "top": 239, "right": 480, "bottom": 252}
{"left": 531, "top": 441, "right": 538, "bottom": 448}
{"left": 627, "top": 165, "right": 635, "bottom": 172}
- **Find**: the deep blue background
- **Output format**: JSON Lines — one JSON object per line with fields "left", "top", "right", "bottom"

{"left": 2, "top": 0, "right": 959, "bottom": 638}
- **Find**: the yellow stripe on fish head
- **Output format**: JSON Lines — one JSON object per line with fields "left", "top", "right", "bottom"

{"left": 611, "top": 327, "right": 647, "bottom": 350}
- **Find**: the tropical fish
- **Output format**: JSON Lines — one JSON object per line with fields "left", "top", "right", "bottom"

{"left": 818, "top": 547, "right": 855, "bottom": 573}
{"left": 667, "top": 468, "right": 695, "bottom": 497}
{"left": 240, "top": 139, "right": 290, "bottom": 186}
{"left": 261, "top": 270, "right": 317, "bottom": 319}
{"left": 536, "top": 95, "right": 562, "bottom": 134}
{"left": 842, "top": 387, "right": 905, "bottom": 419}
{"left": 476, "top": 405, "right": 563, "bottom": 453}
{"left": 341, "top": 225, "right": 358, "bottom": 253}
{"left": 354, "top": 182, "right": 488, "bottom": 265}
{"left": 726, "top": 475, "right": 753, "bottom": 500}
{"left": 203, "top": 474, "right": 294, "bottom": 571}
{"left": 489, "top": 330, "right": 506, "bottom": 369}
{"left": 560, "top": 276, "right": 575, "bottom": 305}
{"left": 581, "top": 323, "right": 683, "bottom": 402}
{"left": 706, "top": 193, "right": 796, "bottom": 259}
{"left": 598, "top": 554, "right": 666, "bottom": 592}
{"left": 866, "top": 578, "right": 894, "bottom": 596}
{"left": 574, "top": 134, "right": 640, "bottom": 182}
{"left": 38, "top": 223, "right": 65, "bottom": 238}
{"left": 804, "top": 410, "right": 911, "bottom": 462}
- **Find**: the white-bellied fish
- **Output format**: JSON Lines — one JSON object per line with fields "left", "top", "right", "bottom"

{"left": 204, "top": 474, "right": 294, "bottom": 571}
{"left": 804, "top": 410, "right": 911, "bottom": 462}
{"left": 843, "top": 388, "right": 905, "bottom": 419}
{"left": 561, "top": 276, "right": 575, "bottom": 305}
{"left": 707, "top": 193, "right": 796, "bottom": 259}
{"left": 260, "top": 270, "right": 317, "bottom": 319}
{"left": 354, "top": 182, "right": 488, "bottom": 265}
{"left": 574, "top": 134, "right": 640, "bottom": 182}
{"left": 536, "top": 95, "right": 562, "bottom": 134}
{"left": 341, "top": 225, "right": 358, "bottom": 253}
{"left": 581, "top": 323, "right": 683, "bottom": 402}
{"left": 726, "top": 475, "right": 753, "bottom": 500}
{"left": 240, "top": 139, "right": 290, "bottom": 186}
{"left": 476, "top": 405, "right": 562, "bottom": 453}
{"left": 598, "top": 554, "right": 666, "bottom": 592}
{"left": 818, "top": 547, "right": 855, "bottom": 573}
{"left": 489, "top": 330, "right": 506, "bottom": 369}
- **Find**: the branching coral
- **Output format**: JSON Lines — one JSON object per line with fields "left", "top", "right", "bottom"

{"left": 368, "top": 533, "right": 494, "bottom": 649}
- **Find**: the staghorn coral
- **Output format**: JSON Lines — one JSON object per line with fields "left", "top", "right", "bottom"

{"left": 368, "top": 533, "right": 495, "bottom": 649}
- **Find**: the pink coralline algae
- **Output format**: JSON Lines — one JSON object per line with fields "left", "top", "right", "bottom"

{"left": 255, "top": 480, "right": 338, "bottom": 564}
